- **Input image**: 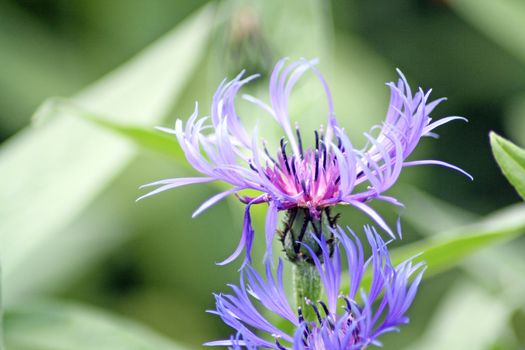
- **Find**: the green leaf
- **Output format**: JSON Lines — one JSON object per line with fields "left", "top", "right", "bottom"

{"left": 4, "top": 300, "right": 190, "bottom": 350}
{"left": 34, "top": 98, "right": 186, "bottom": 161}
{"left": 87, "top": 118, "right": 184, "bottom": 161}
{"left": 490, "top": 132, "right": 525, "bottom": 200}
{"left": 0, "top": 4, "right": 215, "bottom": 306}
{"left": 342, "top": 203, "right": 525, "bottom": 292}
{"left": 394, "top": 203, "right": 525, "bottom": 276}
{"left": 450, "top": 0, "right": 525, "bottom": 64}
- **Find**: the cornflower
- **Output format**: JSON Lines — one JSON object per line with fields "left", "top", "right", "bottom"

{"left": 138, "top": 58, "right": 470, "bottom": 264}
{"left": 207, "top": 226, "right": 425, "bottom": 349}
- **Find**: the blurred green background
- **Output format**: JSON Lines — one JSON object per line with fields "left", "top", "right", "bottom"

{"left": 1, "top": 0, "right": 525, "bottom": 349}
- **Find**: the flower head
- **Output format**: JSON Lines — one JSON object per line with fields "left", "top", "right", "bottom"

{"left": 206, "top": 226, "right": 425, "bottom": 349}
{"left": 138, "top": 58, "right": 470, "bottom": 264}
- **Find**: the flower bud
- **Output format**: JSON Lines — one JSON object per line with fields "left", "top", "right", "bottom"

{"left": 278, "top": 207, "right": 339, "bottom": 264}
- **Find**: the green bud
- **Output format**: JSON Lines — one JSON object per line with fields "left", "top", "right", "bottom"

{"left": 278, "top": 207, "right": 339, "bottom": 264}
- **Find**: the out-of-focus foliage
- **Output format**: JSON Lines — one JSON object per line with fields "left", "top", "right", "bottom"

{"left": 5, "top": 300, "right": 189, "bottom": 350}
{"left": 1, "top": 0, "right": 525, "bottom": 349}
{"left": 450, "top": 0, "right": 525, "bottom": 65}
{"left": 0, "top": 4, "right": 214, "bottom": 306}
{"left": 339, "top": 201, "right": 525, "bottom": 293}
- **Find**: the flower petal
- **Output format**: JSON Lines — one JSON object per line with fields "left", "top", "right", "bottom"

{"left": 136, "top": 177, "right": 214, "bottom": 201}
{"left": 264, "top": 201, "right": 279, "bottom": 262}
{"left": 192, "top": 187, "right": 242, "bottom": 218}
{"left": 403, "top": 159, "right": 473, "bottom": 180}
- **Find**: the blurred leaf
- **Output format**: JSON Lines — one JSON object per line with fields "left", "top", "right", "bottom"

{"left": 396, "top": 185, "right": 479, "bottom": 235}
{"left": 399, "top": 187, "right": 525, "bottom": 348}
{"left": 391, "top": 203, "right": 525, "bottom": 276}
{"left": 86, "top": 118, "right": 184, "bottom": 161}
{"left": 341, "top": 203, "right": 525, "bottom": 293}
{"left": 0, "top": 1, "right": 87, "bottom": 133}
{"left": 450, "top": 0, "right": 525, "bottom": 64}
{"left": 0, "top": 4, "right": 215, "bottom": 306}
{"left": 490, "top": 132, "right": 525, "bottom": 200}
{"left": 511, "top": 308, "right": 525, "bottom": 346}
{"left": 399, "top": 187, "right": 525, "bottom": 297}
{"left": 505, "top": 95, "right": 525, "bottom": 145}
{"left": 465, "top": 244, "right": 525, "bottom": 305}
{"left": 405, "top": 281, "right": 510, "bottom": 350}
{"left": 401, "top": 186, "right": 525, "bottom": 302}
{"left": 34, "top": 98, "right": 186, "bottom": 162}
{"left": 4, "top": 300, "right": 189, "bottom": 350}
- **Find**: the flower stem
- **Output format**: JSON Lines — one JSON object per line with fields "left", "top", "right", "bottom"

{"left": 293, "top": 261, "right": 321, "bottom": 322}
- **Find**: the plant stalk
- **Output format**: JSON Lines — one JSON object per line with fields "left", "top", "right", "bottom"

{"left": 293, "top": 261, "right": 321, "bottom": 322}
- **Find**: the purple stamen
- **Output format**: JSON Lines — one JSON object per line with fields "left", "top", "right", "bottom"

{"left": 280, "top": 138, "right": 291, "bottom": 174}
{"left": 296, "top": 124, "right": 304, "bottom": 159}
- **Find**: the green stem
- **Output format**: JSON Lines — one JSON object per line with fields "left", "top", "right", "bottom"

{"left": 293, "top": 262, "right": 321, "bottom": 322}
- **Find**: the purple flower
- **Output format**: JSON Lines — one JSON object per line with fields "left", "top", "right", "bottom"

{"left": 138, "top": 58, "right": 470, "bottom": 264}
{"left": 206, "top": 226, "right": 425, "bottom": 349}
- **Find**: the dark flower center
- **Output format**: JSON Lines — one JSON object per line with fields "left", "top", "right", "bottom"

{"left": 262, "top": 128, "right": 345, "bottom": 215}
